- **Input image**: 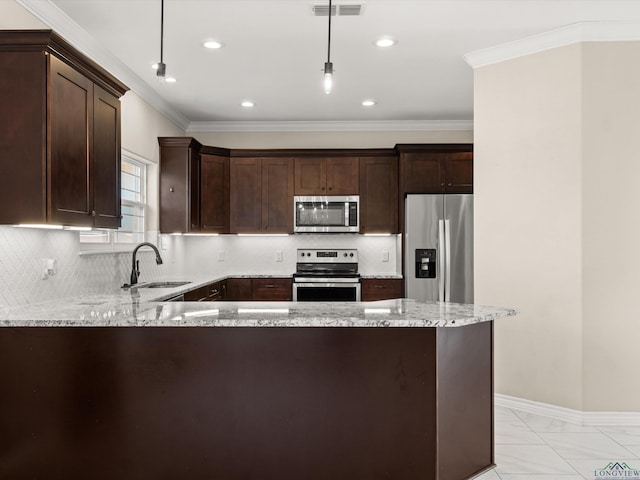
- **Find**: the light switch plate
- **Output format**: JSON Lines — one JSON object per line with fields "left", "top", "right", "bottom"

{"left": 218, "top": 251, "right": 225, "bottom": 261}
{"left": 382, "top": 250, "right": 390, "bottom": 262}
{"left": 275, "top": 250, "right": 283, "bottom": 262}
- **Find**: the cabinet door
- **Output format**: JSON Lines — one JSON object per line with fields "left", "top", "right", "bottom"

{"left": 359, "top": 156, "right": 398, "bottom": 233}
{"left": 445, "top": 152, "right": 473, "bottom": 193}
{"left": 326, "top": 157, "right": 359, "bottom": 194}
{"left": 252, "top": 278, "right": 292, "bottom": 301}
{"left": 159, "top": 140, "right": 201, "bottom": 233}
{"left": 361, "top": 278, "right": 403, "bottom": 301}
{"left": 207, "top": 280, "right": 226, "bottom": 301}
{"left": 92, "top": 85, "right": 121, "bottom": 229}
{"left": 230, "top": 158, "right": 262, "bottom": 233}
{"left": 294, "top": 158, "right": 326, "bottom": 195}
{"left": 401, "top": 152, "right": 446, "bottom": 193}
{"left": 49, "top": 56, "right": 93, "bottom": 226}
{"left": 226, "top": 278, "right": 252, "bottom": 301}
{"left": 262, "top": 158, "right": 294, "bottom": 233}
{"left": 201, "top": 154, "right": 229, "bottom": 233}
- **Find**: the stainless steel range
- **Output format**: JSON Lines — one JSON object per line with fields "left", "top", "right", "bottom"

{"left": 293, "top": 249, "right": 361, "bottom": 302}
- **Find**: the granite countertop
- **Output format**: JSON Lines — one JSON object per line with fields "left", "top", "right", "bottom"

{"left": 0, "top": 275, "right": 517, "bottom": 328}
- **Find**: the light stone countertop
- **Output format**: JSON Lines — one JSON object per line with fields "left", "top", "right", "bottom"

{"left": 0, "top": 275, "right": 517, "bottom": 328}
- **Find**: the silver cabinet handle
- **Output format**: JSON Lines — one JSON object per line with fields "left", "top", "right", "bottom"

{"left": 438, "top": 219, "right": 445, "bottom": 302}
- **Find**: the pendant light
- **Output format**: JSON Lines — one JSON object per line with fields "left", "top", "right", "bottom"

{"left": 156, "top": 0, "right": 166, "bottom": 79}
{"left": 323, "top": 0, "right": 334, "bottom": 94}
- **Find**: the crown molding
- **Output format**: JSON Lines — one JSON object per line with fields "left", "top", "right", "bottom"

{"left": 187, "top": 119, "right": 473, "bottom": 133}
{"left": 16, "top": 0, "right": 190, "bottom": 131}
{"left": 465, "top": 21, "right": 640, "bottom": 69}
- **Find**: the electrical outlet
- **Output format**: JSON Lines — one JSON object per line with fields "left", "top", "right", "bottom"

{"left": 275, "top": 250, "right": 283, "bottom": 262}
{"left": 218, "top": 251, "right": 225, "bottom": 262}
{"left": 382, "top": 250, "right": 390, "bottom": 262}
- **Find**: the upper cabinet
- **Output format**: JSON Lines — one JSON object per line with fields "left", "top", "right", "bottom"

{"left": 294, "top": 157, "right": 359, "bottom": 195}
{"left": 0, "top": 30, "right": 128, "bottom": 227}
{"left": 359, "top": 155, "right": 399, "bottom": 234}
{"left": 397, "top": 144, "right": 473, "bottom": 195}
{"left": 200, "top": 149, "right": 230, "bottom": 234}
{"left": 158, "top": 137, "right": 203, "bottom": 233}
{"left": 230, "top": 157, "right": 294, "bottom": 234}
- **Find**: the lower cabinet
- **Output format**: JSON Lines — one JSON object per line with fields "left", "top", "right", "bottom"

{"left": 361, "top": 278, "right": 403, "bottom": 301}
{"left": 184, "top": 280, "right": 227, "bottom": 301}
{"left": 225, "top": 277, "right": 293, "bottom": 301}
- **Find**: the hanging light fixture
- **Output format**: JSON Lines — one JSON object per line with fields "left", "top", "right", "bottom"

{"left": 323, "top": 0, "right": 334, "bottom": 94}
{"left": 156, "top": 0, "right": 167, "bottom": 80}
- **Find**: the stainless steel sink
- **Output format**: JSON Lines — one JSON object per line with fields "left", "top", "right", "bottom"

{"left": 137, "top": 281, "right": 191, "bottom": 289}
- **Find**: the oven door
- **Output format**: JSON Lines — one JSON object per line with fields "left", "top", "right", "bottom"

{"left": 293, "top": 282, "right": 361, "bottom": 302}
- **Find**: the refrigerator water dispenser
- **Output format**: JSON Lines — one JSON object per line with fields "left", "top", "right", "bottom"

{"left": 415, "top": 249, "right": 436, "bottom": 278}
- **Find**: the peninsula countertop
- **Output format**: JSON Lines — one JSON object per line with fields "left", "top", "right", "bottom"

{"left": 0, "top": 274, "right": 517, "bottom": 328}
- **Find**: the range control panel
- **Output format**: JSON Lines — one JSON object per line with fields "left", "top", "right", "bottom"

{"left": 415, "top": 249, "right": 437, "bottom": 278}
{"left": 297, "top": 249, "right": 358, "bottom": 263}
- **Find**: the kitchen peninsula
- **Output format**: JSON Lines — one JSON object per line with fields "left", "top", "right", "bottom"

{"left": 0, "top": 284, "right": 516, "bottom": 480}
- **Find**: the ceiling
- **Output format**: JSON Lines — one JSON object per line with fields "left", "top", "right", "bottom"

{"left": 17, "top": 0, "right": 640, "bottom": 129}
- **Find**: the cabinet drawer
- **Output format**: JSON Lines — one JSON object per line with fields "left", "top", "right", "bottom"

{"left": 184, "top": 285, "right": 209, "bottom": 302}
{"left": 361, "top": 278, "right": 403, "bottom": 301}
{"left": 252, "top": 278, "right": 292, "bottom": 301}
{"left": 207, "top": 281, "right": 226, "bottom": 301}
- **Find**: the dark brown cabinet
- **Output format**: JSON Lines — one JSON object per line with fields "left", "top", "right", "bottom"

{"left": 158, "top": 137, "right": 202, "bottom": 234}
{"left": 359, "top": 156, "right": 399, "bottom": 233}
{"left": 361, "top": 278, "right": 403, "bottom": 301}
{"left": 200, "top": 153, "right": 230, "bottom": 233}
{"left": 230, "top": 157, "right": 294, "bottom": 233}
{"left": 226, "top": 277, "right": 292, "bottom": 301}
{"left": 397, "top": 144, "right": 473, "bottom": 195}
{"left": 0, "top": 31, "right": 127, "bottom": 227}
{"left": 294, "top": 157, "right": 359, "bottom": 195}
{"left": 251, "top": 278, "right": 293, "bottom": 301}
{"left": 184, "top": 280, "right": 227, "bottom": 301}
{"left": 226, "top": 278, "right": 253, "bottom": 301}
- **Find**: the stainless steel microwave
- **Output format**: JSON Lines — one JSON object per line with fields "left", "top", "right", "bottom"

{"left": 294, "top": 196, "right": 359, "bottom": 233}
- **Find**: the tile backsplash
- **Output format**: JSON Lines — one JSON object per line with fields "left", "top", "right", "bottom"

{"left": 0, "top": 226, "right": 400, "bottom": 308}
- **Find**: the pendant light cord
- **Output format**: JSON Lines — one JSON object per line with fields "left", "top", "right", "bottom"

{"left": 160, "top": 0, "right": 164, "bottom": 64}
{"left": 327, "top": 0, "right": 332, "bottom": 63}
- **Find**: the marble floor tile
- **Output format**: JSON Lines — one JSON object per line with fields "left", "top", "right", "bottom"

{"left": 496, "top": 420, "right": 546, "bottom": 445}
{"left": 474, "top": 468, "right": 501, "bottom": 480}
{"left": 564, "top": 458, "right": 640, "bottom": 480}
{"left": 597, "top": 426, "right": 640, "bottom": 446}
{"left": 515, "top": 411, "right": 599, "bottom": 433}
{"left": 538, "top": 432, "right": 639, "bottom": 460}
{"left": 499, "top": 475, "right": 583, "bottom": 480}
{"left": 495, "top": 444, "right": 577, "bottom": 475}
{"left": 496, "top": 406, "right": 522, "bottom": 422}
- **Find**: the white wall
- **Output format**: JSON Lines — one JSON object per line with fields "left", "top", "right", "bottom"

{"left": 475, "top": 41, "right": 640, "bottom": 412}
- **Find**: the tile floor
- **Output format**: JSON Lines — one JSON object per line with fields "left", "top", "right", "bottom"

{"left": 477, "top": 406, "right": 640, "bottom": 480}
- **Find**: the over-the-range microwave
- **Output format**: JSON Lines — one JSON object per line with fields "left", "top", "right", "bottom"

{"left": 294, "top": 196, "right": 359, "bottom": 233}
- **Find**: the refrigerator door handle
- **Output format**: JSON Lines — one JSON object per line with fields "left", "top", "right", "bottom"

{"left": 438, "top": 219, "right": 446, "bottom": 301}
{"left": 444, "top": 219, "right": 452, "bottom": 302}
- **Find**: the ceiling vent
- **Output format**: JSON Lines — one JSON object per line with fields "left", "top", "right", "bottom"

{"left": 312, "top": 4, "right": 363, "bottom": 16}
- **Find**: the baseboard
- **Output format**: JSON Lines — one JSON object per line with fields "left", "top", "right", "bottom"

{"left": 495, "top": 393, "right": 640, "bottom": 426}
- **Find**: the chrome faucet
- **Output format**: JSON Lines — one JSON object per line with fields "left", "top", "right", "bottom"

{"left": 130, "top": 242, "right": 163, "bottom": 286}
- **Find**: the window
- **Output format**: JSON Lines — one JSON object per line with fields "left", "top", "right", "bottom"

{"left": 80, "top": 153, "right": 146, "bottom": 247}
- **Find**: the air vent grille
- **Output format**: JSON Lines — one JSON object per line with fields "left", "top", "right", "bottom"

{"left": 312, "top": 4, "right": 363, "bottom": 16}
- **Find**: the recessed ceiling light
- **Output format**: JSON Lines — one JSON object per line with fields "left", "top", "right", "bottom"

{"left": 362, "top": 100, "right": 376, "bottom": 107}
{"left": 203, "top": 40, "right": 223, "bottom": 49}
{"left": 165, "top": 77, "right": 177, "bottom": 83}
{"left": 375, "top": 37, "right": 396, "bottom": 48}
{"left": 241, "top": 101, "right": 255, "bottom": 108}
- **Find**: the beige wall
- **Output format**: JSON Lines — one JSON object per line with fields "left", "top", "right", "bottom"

{"left": 192, "top": 130, "right": 472, "bottom": 150}
{"left": 475, "top": 41, "right": 640, "bottom": 412}
{"left": 0, "top": 1, "right": 46, "bottom": 29}
{"left": 581, "top": 42, "right": 640, "bottom": 411}
{"left": 120, "top": 92, "right": 185, "bottom": 232}
{"left": 475, "top": 44, "right": 584, "bottom": 410}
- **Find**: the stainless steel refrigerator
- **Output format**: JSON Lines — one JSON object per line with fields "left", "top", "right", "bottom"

{"left": 404, "top": 194, "right": 473, "bottom": 303}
